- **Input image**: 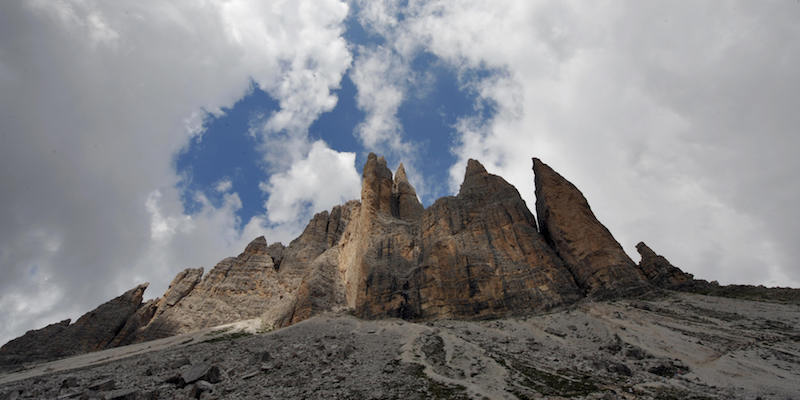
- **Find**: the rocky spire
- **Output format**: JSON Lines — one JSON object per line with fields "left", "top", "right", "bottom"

{"left": 361, "top": 153, "right": 394, "bottom": 216}
{"left": 458, "top": 159, "right": 492, "bottom": 199}
{"left": 243, "top": 235, "right": 268, "bottom": 255}
{"left": 392, "top": 163, "right": 423, "bottom": 220}
{"left": 532, "top": 158, "right": 648, "bottom": 297}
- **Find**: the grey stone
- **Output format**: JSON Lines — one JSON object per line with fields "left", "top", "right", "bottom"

{"left": 181, "top": 364, "right": 221, "bottom": 384}
{"left": 104, "top": 388, "right": 138, "bottom": 400}
{"left": 87, "top": 379, "right": 115, "bottom": 391}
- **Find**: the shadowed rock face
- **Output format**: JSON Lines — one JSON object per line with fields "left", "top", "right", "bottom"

{"left": 636, "top": 242, "right": 693, "bottom": 288}
{"left": 3, "top": 154, "right": 683, "bottom": 369}
{"left": 532, "top": 158, "right": 649, "bottom": 298}
{"left": 393, "top": 163, "right": 424, "bottom": 221}
{"left": 0, "top": 284, "right": 148, "bottom": 370}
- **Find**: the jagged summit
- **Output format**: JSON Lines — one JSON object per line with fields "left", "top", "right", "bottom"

{"left": 465, "top": 158, "right": 487, "bottom": 175}
{"left": 2, "top": 154, "right": 770, "bottom": 371}
{"left": 392, "top": 162, "right": 423, "bottom": 220}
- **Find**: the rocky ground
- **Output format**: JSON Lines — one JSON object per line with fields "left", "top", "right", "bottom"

{"left": 1, "top": 291, "right": 798, "bottom": 400}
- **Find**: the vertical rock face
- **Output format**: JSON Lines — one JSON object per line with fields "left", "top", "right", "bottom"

{"left": 532, "top": 158, "right": 648, "bottom": 297}
{"left": 343, "top": 156, "right": 581, "bottom": 320}
{"left": 411, "top": 160, "right": 582, "bottom": 318}
{"left": 361, "top": 153, "right": 394, "bottom": 215}
{"left": 340, "top": 154, "right": 420, "bottom": 318}
{"left": 636, "top": 242, "right": 693, "bottom": 288}
{"left": 272, "top": 201, "right": 358, "bottom": 328}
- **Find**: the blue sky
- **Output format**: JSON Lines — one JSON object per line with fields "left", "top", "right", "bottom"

{"left": 176, "top": 13, "right": 497, "bottom": 227}
{"left": 1, "top": 0, "right": 799, "bottom": 345}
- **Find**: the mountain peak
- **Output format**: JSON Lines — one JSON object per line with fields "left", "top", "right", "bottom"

{"left": 394, "top": 162, "right": 408, "bottom": 183}
{"left": 465, "top": 158, "right": 487, "bottom": 176}
{"left": 8, "top": 153, "right": 768, "bottom": 370}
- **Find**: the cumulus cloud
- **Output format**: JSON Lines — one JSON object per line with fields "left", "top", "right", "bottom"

{"left": 353, "top": 1, "right": 800, "bottom": 287}
{"left": 351, "top": 46, "right": 414, "bottom": 158}
{"left": 263, "top": 141, "right": 361, "bottom": 226}
{"left": 214, "top": 179, "right": 233, "bottom": 193}
{"left": 0, "top": 0, "right": 353, "bottom": 344}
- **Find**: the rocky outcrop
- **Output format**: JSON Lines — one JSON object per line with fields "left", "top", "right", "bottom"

{"left": 0, "top": 320, "right": 70, "bottom": 371}
{"left": 160, "top": 268, "right": 204, "bottom": 308}
{"left": 67, "top": 283, "right": 150, "bottom": 351}
{"left": 338, "top": 156, "right": 582, "bottom": 320}
{"left": 336, "top": 154, "right": 421, "bottom": 318}
{"left": 136, "top": 236, "right": 291, "bottom": 340}
{"left": 6, "top": 154, "right": 699, "bottom": 369}
{"left": 108, "top": 300, "right": 158, "bottom": 347}
{"left": 267, "top": 242, "right": 285, "bottom": 270}
{"left": 410, "top": 159, "right": 582, "bottom": 318}
{"left": 532, "top": 158, "right": 648, "bottom": 297}
{"left": 130, "top": 203, "right": 360, "bottom": 339}
{"left": 0, "top": 284, "right": 148, "bottom": 370}
{"left": 636, "top": 242, "right": 693, "bottom": 288}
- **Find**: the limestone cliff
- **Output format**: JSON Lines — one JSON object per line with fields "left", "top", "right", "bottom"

{"left": 408, "top": 159, "right": 582, "bottom": 318}
{"left": 3, "top": 154, "right": 695, "bottom": 369}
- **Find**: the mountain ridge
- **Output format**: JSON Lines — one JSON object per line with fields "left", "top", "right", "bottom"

{"left": 2, "top": 154, "right": 798, "bottom": 372}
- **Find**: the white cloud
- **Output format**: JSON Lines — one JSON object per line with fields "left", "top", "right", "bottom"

{"left": 214, "top": 179, "right": 233, "bottom": 193}
{"left": 354, "top": 1, "right": 800, "bottom": 288}
{"left": 263, "top": 140, "right": 361, "bottom": 226}
{"left": 350, "top": 46, "right": 415, "bottom": 158}
{"left": 221, "top": 0, "right": 352, "bottom": 173}
{"left": 0, "top": 0, "right": 352, "bottom": 344}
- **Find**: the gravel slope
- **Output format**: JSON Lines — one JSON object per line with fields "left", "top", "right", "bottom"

{"left": 1, "top": 291, "right": 798, "bottom": 399}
